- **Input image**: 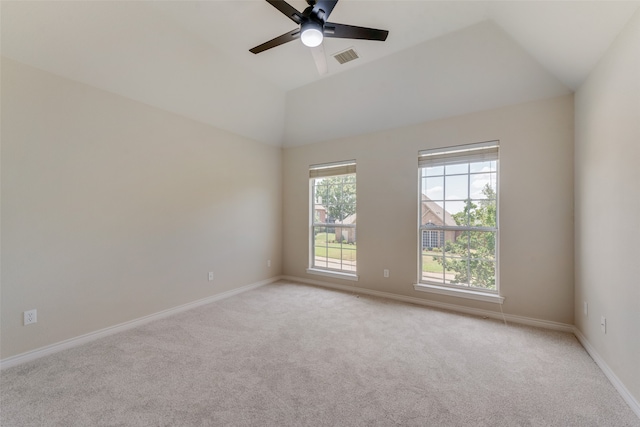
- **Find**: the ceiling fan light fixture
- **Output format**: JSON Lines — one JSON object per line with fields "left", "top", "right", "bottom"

{"left": 249, "top": 0, "right": 389, "bottom": 57}
{"left": 301, "top": 21, "right": 323, "bottom": 47}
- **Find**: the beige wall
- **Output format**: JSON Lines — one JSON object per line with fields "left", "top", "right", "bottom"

{"left": 1, "top": 58, "right": 282, "bottom": 358}
{"left": 575, "top": 10, "right": 640, "bottom": 403}
{"left": 283, "top": 94, "right": 574, "bottom": 324}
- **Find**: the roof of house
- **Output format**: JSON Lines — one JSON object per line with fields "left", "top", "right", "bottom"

{"left": 421, "top": 195, "right": 458, "bottom": 227}
{"left": 336, "top": 213, "right": 356, "bottom": 226}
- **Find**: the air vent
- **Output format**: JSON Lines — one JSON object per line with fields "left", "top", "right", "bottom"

{"left": 333, "top": 48, "right": 359, "bottom": 65}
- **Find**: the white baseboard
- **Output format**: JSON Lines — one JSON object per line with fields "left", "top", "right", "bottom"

{"left": 281, "top": 275, "right": 574, "bottom": 332}
{"left": 0, "top": 276, "right": 281, "bottom": 370}
{"left": 573, "top": 328, "right": 640, "bottom": 418}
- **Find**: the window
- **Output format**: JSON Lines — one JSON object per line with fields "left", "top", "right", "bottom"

{"left": 418, "top": 141, "right": 499, "bottom": 293}
{"left": 422, "top": 228, "right": 444, "bottom": 249}
{"left": 309, "top": 161, "right": 357, "bottom": 279}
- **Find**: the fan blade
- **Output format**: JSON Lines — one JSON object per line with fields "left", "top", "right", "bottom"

{"left": 312, "top": 0, "right": 338, "bottom": 21}
{"left": 250, "top": 29, "right": 300, "bottom": 54}
{"left": 310, "top": 44, "right": 328, "bottom": 75}
{"left": 266, "top": 0, "right": 304, "bottom": 24}
{"left": 324, "top": 22, "right": 389, "bottom": 41}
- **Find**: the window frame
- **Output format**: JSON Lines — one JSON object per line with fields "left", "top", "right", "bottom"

{"left": 415, "top": 141, "right": 503, "bottom": 303}
{"left": 307, "top": 160, "right": 358, "bottom": 281}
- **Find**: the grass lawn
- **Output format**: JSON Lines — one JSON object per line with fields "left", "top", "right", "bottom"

{"left": 315, "top": 232, "right": 356, "bottom": 261}
{"left": 422, "top": 250, "right": 456, "bottom": 274}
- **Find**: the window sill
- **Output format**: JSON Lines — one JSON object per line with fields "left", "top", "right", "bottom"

{"left": 413, "top": 283, "right": 504, "bottom": 304}
{"left": 307, "top": 268, "right": 359, "bottom": 282}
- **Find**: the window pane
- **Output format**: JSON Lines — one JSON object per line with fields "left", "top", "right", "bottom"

{"left": 444, "top": 201, "right": 467, "bottom": 226}
{"left": 343, "top": 206, "right": 356, "bottom": 222}
{"left": 425, "top": 166, "right": 444, "bottom": 176}
{"left": 313, "top": 208, "right": 324, "bottom": 223}
{"left": 445, "top": 163, "right": 468, "bottom": 175}
{"left": 422, "top": 249, "right": 444, "bottom": 283}
{"left": 313, "top": 227, "right": 328, "bottom": 268}
{"left": 468, "top": 231, "right": 496, "bottom": 260}
{"left": 470, "top": 173, "right": 497, "bottom": 200}
{"left": 341, "top": 244, "right": 357, "bottom": 272}
{"left": 343, "top": 174, "right": 356, "bottom": 184}
{"left": 469, "top": 200, "right": 496, "bottom": 228}
{"left": 424, "top": 176, "right": 444, "bottom": 200}
{"left": 444, "top": 259, "right": 469, "bottom": 286}
{"left": 445, "top": 175, "right": 468, "bottom": 200}
{"left": 314, "top": 183, "right": 327, "bottom": 205}
{"left": 422, "top": 199, "right": 445, "bottom": 225}
{"left": 443, "top": 230, "right": 467, "bottom": 254}
{"left": 334, "top": 227, "right": 356, "bottom": 244}
{"left": 469, "top": 260, "right": 496, "bottom": 290}
{"left": 470, "top": 160, "right": 496, "bottom": 173}
{"left": 324, "top": 184, "right": 339, "bottom": 206}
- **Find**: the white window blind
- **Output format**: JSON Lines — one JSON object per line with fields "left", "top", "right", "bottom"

{"left": 309, "top": 160, "right": 356, "bottom": 178}
{"left": 419, "top": 141, "right": 498, "bottom": 167}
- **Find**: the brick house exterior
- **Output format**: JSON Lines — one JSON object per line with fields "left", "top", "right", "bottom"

{"left": 421, "top": 196, "right": 460, "bottom": 249}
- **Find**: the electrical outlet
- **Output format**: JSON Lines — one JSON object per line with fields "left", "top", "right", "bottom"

{"left": 267, "top": 260, "right": 271, "bottom": 268}
{"left": 208, "top": 272, "right": 214, "bottom": 281}
{"left": 383, "top": 269, "right": 389, "bottom": 278}
{"left": 600, "top": 316, "right": 606, "bottom": 334}
{"left": 24, "top": 309, "right": 37, "bottom": 326}
{"left": 583, "top": 301, "right": 588, "bottom": 316}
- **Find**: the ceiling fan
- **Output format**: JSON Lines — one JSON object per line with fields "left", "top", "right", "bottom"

{"left": 249, "top": 0, "right": 389, "bottom": 75}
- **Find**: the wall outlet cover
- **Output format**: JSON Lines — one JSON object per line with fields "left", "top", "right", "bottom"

{"left": 24, "top": 309, "right": 37, "bottom": 325}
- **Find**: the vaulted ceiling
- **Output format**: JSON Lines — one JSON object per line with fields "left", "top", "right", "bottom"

{"left": 2, "top": 1, "right": 638, "bottom": 146}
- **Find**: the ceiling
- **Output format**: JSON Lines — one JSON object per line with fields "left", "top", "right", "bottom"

{"left": 2, "top": 1, "right": 639, "bottom": 147}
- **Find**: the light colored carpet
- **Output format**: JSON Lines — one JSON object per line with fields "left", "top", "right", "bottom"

{"left": 1, "top": 280, "right": 638, "bottom": 426}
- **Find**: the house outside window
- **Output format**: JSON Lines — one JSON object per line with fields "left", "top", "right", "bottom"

{"left": 308, "top": 160, "right": 357, "bottom": 280}
{"left": 418, "top": 141, "right": 499, "bottom": 292}
{"left": 422, "top": 227, "right": 445, "bottom": 249}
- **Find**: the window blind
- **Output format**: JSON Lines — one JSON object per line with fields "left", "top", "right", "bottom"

{"left": 418, "top": 141, "right": 499, "bottom": 167}
{"left": 309, "top": 160, "right": 356, "bottom": 178}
